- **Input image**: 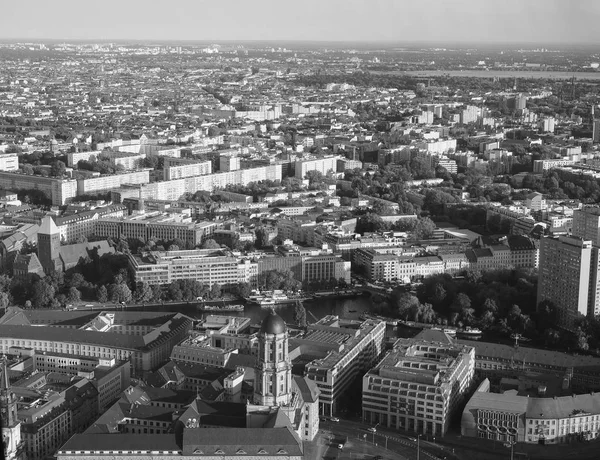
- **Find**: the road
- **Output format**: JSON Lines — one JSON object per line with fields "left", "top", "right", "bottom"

{"left": 320, "top": 419, "right": 452, "bottom": 460}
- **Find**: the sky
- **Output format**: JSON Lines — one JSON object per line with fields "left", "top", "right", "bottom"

{"left": 1, "top": 0, "right": 599, "bottom": 45}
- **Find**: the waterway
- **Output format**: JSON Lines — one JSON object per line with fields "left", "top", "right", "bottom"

{"left": 388, "top": 70, "right": 600, "bottom": 80}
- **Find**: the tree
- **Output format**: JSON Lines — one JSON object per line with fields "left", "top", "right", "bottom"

{"left": 294, "top": 301, "right": 307, "bottom": 328}
{"left": 210, "top": 283, "right": 222, "bottom": 300}
{"left": 109, "top": 283, "right": 132, "bottom": 303}
{"left": 96, "top": 285, "right": 108, "bottom": 303}
{"left": 50, "top": 160, "right": 67, "bottom": 177}
{"left": 0, "top": 292, "right": 10, "bottom": 310}
{"left": 151, "top": 284, "right": 164, "bottom": 302}
{"left": 234, "top": 282, "right": 253, "bottom": 298}
{"left": 31, "top": 280, "right": 55, "bottom": 309}
{"left": 451, "top": 293, "right": 471, "bottom": 313}
{"left": 395, "top": 293, "right": 420, "bottom": 320}
{"left": 135, "top": 282, "right": 153, "bottom": 303}
{"left": 22, "top": 164, "right": 34, "bottom": 175}
{"left": 201, "top": 239, "right": 221, "bottom": 249}
{"left": 67, "top": 287, "right": 81, "bottom": 304}
{"left": 254, "top": 227, "right": 271, "bottom": 249}
{"left": 412, "top": 217, "right": 436, "bottom": 240}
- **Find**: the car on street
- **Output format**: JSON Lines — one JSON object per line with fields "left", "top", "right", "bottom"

{"left": 367, "top": 427, "right": 377, "bottom": 433}
{"left": 408, "top": 437, "right": 417, "bottom": 442}
{"left": 330, "top": 417, "right": 340, "bottom": 422}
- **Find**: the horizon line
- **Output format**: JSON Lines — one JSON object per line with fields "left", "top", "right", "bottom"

{"left": 0, "top": 37, "right": 596, "bottom": 48}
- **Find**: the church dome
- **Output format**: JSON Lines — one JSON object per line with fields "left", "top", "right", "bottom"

{"left": 260, "top": 310, "right": 286, "bottom": 335}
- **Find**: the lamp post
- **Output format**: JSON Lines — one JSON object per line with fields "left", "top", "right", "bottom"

{"left": 372, "top": 423, "right": 380, "bottom": 445}
{"left": 417, "top": 434, "right": 422, "bottom": 460}
{"left": 503, "top": 437, "right": 517, "bottom": 460}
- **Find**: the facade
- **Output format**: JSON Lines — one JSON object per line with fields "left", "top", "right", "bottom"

{"left": 298, "top": 316, "right": 386, "bottom": 416}
{"left": 76, "top": 170, "right": 150, "bottom": 195}
{"left": 354, "top": 248, "right": 399, "bottom": 282}
{"left": 462, "top": 379, "right": 600, "bottom": 444}
{"left": 128, "top": 249, "right": 257, "bottom": 287}
{"left": 294, "top": 156, "right": 339, "bottom": 179}
{"left": 163, "top": 158, "right": 212, "bottom": 180}
{"left": 53, "top": 204, "right": 127, "bottom": 243}
{"left": 96, "top": 214, "right": 218, "bottom": 247}
{"left": 15, "top": 375, "right": 98, "bottom": 460}
{"left": 572, "top": 206, "right": 600, "bottom": 247}
{"left": 363, "top": 335, "right": 475, "bottom": 436}
{"left": 538, "top": 236, "right": 594, "bottom": 327}
{"left": 0, "top": 152, "right": 19, "bottom": 171}
{"left": 0, "top": 308, "right": 193, "bottom": 376}
{"left": 0, "top": 172, "right": 77, "bottom": 205}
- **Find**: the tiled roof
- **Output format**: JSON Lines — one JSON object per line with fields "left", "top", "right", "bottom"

{"left": 182, "top": 426, "right": 302, "bottom": 456}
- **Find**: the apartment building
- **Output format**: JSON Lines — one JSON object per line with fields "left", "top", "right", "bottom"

{"left": 294, "top": 156, "right": 339, "bottom": 179}
{"left": 0, "top": 152, "right": 19, "bottom": 171}
{"left": 0, "top": 172, "right": 77, "bottom": 205}
{"left": 128, "top": 249, "right": 258, "bottom": 287}
{"left": 363, "top": 335, "right": 475, "bottom": 436}
{"left": 297, "top": 316, "right": 386, "bottom": 416}
{"left": 354, "top": 248, "right": 399, "bottom": 282}
{"left": 538, "top": 236, "right": 595, "bottom": 328}
{"left": 76, "top": 170, "right": 151, "bottom": 195}
{"left": 163, "top": 158, "right": 212, "bottom": 180}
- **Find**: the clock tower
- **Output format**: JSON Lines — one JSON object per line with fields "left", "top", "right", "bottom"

{"left": 1, "top": 358, "right": 24, "bottom": 460}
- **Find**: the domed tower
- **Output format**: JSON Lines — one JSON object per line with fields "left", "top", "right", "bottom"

{"left": 254, "top": 310, "right": 292, "bottom": 407}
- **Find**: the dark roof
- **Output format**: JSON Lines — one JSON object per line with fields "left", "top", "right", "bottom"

{"left": 59, "top": 434, "right": 180, "bottom": 453}
{"left": 182, "top": 427, "right": 303, "bottom": 456}
{"left": 292, "top": 375, "right": 320, "bottom": 403}
{"left": 260, "top": 310, "right": 286, "bottom": 335}
{"left": 458, "top": 339, "right": 600, "bottom": 370}
{"left": 506, "top": 235, "right": 538, "bottom": 251}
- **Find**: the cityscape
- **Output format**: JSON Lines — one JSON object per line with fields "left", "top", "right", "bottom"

{"left": 3, "top": 2, "right": 600, "bottom": 460}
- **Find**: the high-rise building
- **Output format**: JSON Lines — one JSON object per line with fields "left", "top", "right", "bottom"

{"left": 537, "top": 236, "right": 594, "bottom": 328}
{"left": 593, "top": 119, "right": 600, "bottom": 143}
{"left": 573, "top": 206, "right": 600, "bottom": 246}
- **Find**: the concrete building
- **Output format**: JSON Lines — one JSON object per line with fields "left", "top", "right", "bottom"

{"left": 77, "top": 170, "right": 150, "bottom": 196}
{"left": 0, "top": 308, "right": 193, "bottom": 376}
{"left": 297, "top": 316, "right": 386, "bottom": 416}
{"left": 572, "top": 206, "right": 600, "bottom": 247}
{"left": 0, "top": 152, "right": 19, "bottom": 171}
{"left": 128, "top": 249, "right": 257, "bottom": 287}
{"left": 1, "top": 360, "right": 25, "bottom": 460}
{"left": 163, "top": 158, "right": 212, "bottom": 181}
{"left": 538, "top": 236, "right": 594, "bottom": 328}
{"left": 363, "top": 333, "right": 475, "bottom": 436}
{"left": 294, "top": 156, "right": 339, "bottom": 179}
{"left": 0, "top": 172, "right": 77, "bottom": 205}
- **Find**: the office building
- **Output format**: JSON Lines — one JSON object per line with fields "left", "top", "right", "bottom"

{"left": 296, "top": 316, "right": 386, "bottom": 416}
{"left": 0, "top": 308, "right": 193, "bottom": 376}
{"left": 9, "top": 372, "right": 98, "bottom": 460}
{"left": 362, "top": 333, "right": 474, "bottom": 436}
{"left": 128, "top": 249, "right": 257, "bottom": 287}
{"left": 462, "top": 379, "right": 600, "bottom": 444}
{"left": 53, "top": 204, "right": 126, "bottom": 243}
{"left": 95, "top": 213, "right": 219, "bottom": 247}
{"left": 537, "top": 236, "right": 595, "bottom": 327}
